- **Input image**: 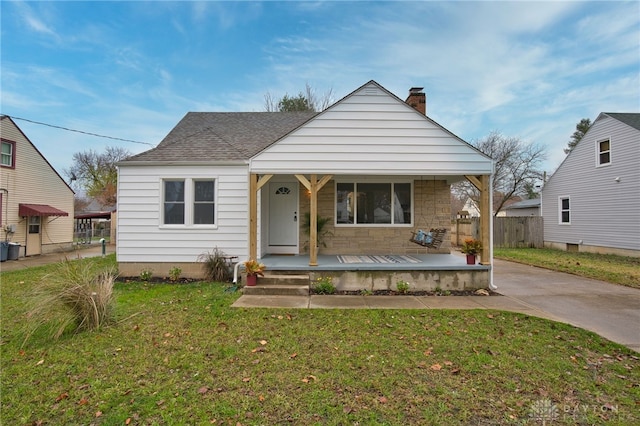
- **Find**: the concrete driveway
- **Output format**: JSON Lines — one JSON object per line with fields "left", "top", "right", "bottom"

{"left": 493, "top": 258, "right": 640, "bottom": 353}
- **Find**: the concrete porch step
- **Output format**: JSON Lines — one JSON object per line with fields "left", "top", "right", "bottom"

{"left": 242, "top": 274, "right": 310, "bottom": 296}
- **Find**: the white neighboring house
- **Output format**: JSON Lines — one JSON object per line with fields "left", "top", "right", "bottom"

{"left": 541, "top": 112, "right": 640, "bottom": 257}
{"left": 460, "top": 197, "right": 480, "bottom": 217}
{"left": 116, "top": 81, "right": 494, "bottom": 278}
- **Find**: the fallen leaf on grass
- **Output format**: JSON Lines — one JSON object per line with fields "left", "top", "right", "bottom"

{"left": 198, "top": 386, "right": 209, "bottom": 395}
{"left": 259, "top": 340, "right": 267, "bottom": 345}
{"left": 430, "top": 363, "right": 442, "bottom": 371}
{"left": 242, "top": 377, "right": 251, "bottom": 382}
{"left": 36, "top": 359, "right": 45, "bottom": 366}
{"left": 251, "top": 346, "right": 266, "bottom": 353}
{"left": 301, "top": 375, "right": 317, "bottom": 383}
{"left": 55, "top": 392, "right": 69, "bottom": 402}
{"left": 156, "top": 399, "right": 165, "bottom": 406}
{"left": 78, "top": 398, "right": 88, "bottom": 405}
{"left": 95, "top": 411, "right": 102, "bottom": 417}
{"left": 444, "top": 361, "right": 453, "bottom": 366}
{"left": 378, "top": 396, "right": 388, "bottom": 403}
{"left": 125, "top": 418, "right": 131, "bottom": 425}
{"left": 290, "top": 353, "right": 298, "bottom": 359}
{"left": 259, "top": 395, "right": 265, "bottom": 401}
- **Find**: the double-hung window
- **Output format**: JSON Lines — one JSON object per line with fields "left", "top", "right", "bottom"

{"left": 163, "top": 178, "right": 216, "bottom": 226}
{"left": 1, "top": 140, "right": 15, "bottom": 168}
{"left": 597, "top": 138, "right": 611, "bottom": 166}
{"left": 559, "top": 196, "right": 570, "bottom": 224}
{"left": 336, "top": 181, "right": 411, "bottom": 225}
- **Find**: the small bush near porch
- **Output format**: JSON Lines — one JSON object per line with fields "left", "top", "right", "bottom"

{"left": 2, "top": 256, "right": 638, "bottom": 425}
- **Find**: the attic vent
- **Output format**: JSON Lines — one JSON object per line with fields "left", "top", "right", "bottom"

{"left": 363, "top": 88, "right": 379, "bottom": 95}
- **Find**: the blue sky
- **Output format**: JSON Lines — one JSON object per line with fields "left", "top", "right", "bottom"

{"left": 2, "top": 1, "right": 638, "bottom": 179}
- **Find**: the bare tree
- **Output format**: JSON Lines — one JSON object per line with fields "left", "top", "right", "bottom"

{"left": 454, "top": 131, "right": 546, "bottom": 216}
{"left": 264, "top": 83, "right": 334, "bottom": 112}
{"left": 66, "top": 146, "right": 131, "bottom": 205}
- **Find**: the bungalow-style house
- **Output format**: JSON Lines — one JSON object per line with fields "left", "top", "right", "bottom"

{"left": 117, "top": 81, "right": 494, "bottom": 289}
{"left": 541, "top": 112, "right": 640, "bottom": 257}
{"left": 0, "top": 116, "right": 74, "bottom": 258}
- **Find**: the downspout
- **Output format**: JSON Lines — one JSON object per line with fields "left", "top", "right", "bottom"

{"left": 489, "top": 172, "right": 497, "bottom": 290}
{"left": 233, "top": 260, "right": 247, "bottom": 285}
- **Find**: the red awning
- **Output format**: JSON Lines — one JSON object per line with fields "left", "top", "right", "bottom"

{"left": 19, "top": 203, "right": 69, "bottom": 217}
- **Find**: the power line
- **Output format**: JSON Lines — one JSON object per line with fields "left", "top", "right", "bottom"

{"left": 4, "top": 115, "right": 154, "bottom": 146}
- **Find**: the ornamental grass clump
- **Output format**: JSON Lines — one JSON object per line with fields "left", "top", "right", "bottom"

{"left": 22, "top": 259, "right": 117, "bottom": 344}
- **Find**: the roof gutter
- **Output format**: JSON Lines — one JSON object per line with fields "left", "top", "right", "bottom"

{"left": 117, "top": 160, "right": 248, "bottom": 167}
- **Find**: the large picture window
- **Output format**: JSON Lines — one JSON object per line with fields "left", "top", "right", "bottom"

{"left": 163, "top": 178, "right": 216, "bottom": 226}
{"left": 336, "top": 182, "right": 411, "bottom": 225}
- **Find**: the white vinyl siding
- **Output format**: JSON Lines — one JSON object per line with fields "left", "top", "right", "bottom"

{"left": 117, "top": 165, "right": 247, "bottom": 262}
{"left": 250, "top": 82, "right": 492, "bottom": 176}
{"left": 542, "top": 114, "right": 640, "bottom": 251}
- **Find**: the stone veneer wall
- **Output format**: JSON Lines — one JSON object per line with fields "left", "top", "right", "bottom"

{"left": 299, "top": 179, "right": 451, "bottom": 255}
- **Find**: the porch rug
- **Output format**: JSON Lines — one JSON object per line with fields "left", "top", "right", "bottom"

{"left": 337, "top": 255, "right": 421, "bottom": 264}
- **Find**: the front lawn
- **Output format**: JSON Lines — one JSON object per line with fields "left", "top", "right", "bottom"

{"left": 494, "top": 248, "right": 640, "bottom": 289}
{"left": 1, "top": 255, "right": 639, "bottom": 425}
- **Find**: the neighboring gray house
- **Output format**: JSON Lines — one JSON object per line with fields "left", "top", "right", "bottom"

{"left": 541, "top": 112, "right": 640, "bottom": 257}
{"left": 504, "top": 198, "right": 540, "bottom": 217}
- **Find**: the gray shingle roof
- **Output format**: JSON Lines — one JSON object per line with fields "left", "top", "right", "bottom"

{"left": 124, "top": 112, "right": 317, "bottom": 163}
{"left": 605, "top": 113, "right": 640, "bottom": 131}
{"left": 504, "top": 198, "right": 541, "bottom": 209}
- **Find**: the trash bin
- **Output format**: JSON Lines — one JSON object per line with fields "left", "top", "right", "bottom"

{"left": 0, "top": 242, "right": 8, "bottom": 262}
{"left": 7, "top": 243, "right": 20, "bottom": 260}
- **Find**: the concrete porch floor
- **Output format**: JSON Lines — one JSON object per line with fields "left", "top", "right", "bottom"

{"left": 259, "top": 253, "right": 490, "bottom": 272}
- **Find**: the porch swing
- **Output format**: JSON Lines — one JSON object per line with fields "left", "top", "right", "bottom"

{"left": 409, "top": 177, "right": 447, "bottom": 249}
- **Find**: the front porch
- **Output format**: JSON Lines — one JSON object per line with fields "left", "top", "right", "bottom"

{"left": 248, "top": 253, "right": 490, "bottom": 293}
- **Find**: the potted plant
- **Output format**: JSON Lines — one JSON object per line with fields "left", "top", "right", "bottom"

{"left": 243, "top": 259, "right": 265, "bottom": 286}
{"left": 302, "top": 212, "right": 333, "bottom": 251}
{"left": 461, "top": 238, "right": 482, "bottom": 265}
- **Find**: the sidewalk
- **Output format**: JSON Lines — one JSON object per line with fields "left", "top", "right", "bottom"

{"left": 2, "top": 248, "right": 638, "bottom": 352}
{"left": 233, "top": 259, "right": 640, "bottom": 353}
{"left": 0, "top": 243, "right": 116, "bottom": 272}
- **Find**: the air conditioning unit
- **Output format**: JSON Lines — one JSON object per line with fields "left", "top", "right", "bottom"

{"left": 5, "top": 224, "right": 16, "bottom": 233}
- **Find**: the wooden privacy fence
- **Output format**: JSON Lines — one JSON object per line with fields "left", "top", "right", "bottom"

{"left": 451, "top": 216, "right": 544, "bottom": 248}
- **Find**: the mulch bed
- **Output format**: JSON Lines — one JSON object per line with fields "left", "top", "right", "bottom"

{"left": 315, "top": 289, "right": 501, "bottom": 296}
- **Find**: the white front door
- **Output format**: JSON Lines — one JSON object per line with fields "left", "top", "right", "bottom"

{"left": 268, "top": 181, "right": 298, "bottom": 254}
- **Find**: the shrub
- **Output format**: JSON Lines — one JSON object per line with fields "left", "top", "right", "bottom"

{"left": 312, "top": 276, "right": 336, "bottom": 294}
{"left": 139, "top": 269, "right": 153, "bottom": 281}
{"left": 23, "top": 260, "right": 117, "bottom": 344}
{"left": 396, "top": 280, "right": 410, "bottom": 294}
{"left": 198, "top": 248, "right": 233, "bottom": 282}
{"left": 169, "top": 267, "right": 182, "bottom": 282}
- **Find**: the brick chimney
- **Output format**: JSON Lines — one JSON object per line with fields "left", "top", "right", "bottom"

{"left": 406, "top": 87, "right": 426, "bottom": 115}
